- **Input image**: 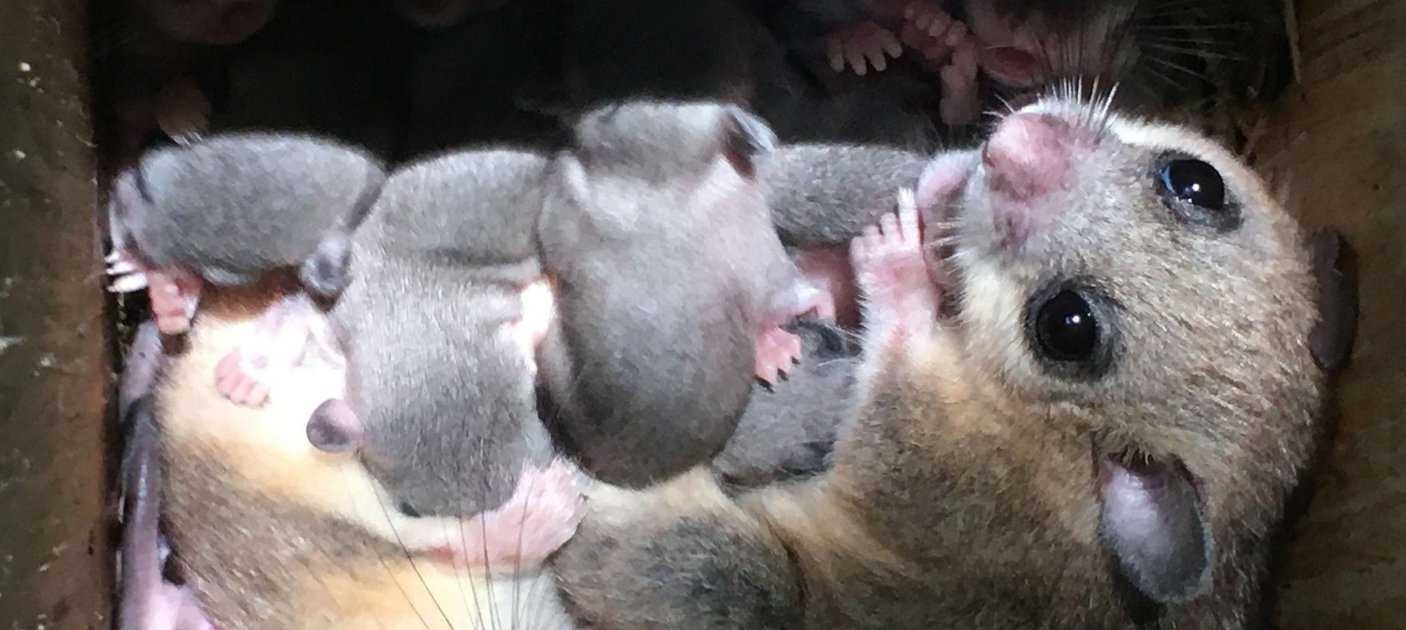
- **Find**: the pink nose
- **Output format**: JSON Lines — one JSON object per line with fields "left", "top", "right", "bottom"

{"left": 981, "top": 112, "right": 1069, "bottom": 203}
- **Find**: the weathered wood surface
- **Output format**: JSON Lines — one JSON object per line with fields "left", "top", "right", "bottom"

{"left": 0, "top": 0, "right": 115, "bottom": 627}
{"left": 1256, "top": 0, "right": 1406, "bottom": 627}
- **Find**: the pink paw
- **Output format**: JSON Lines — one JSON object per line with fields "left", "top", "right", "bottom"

{"left": 754, "top": 324, "right": 803, "bottom": 386}
{"left": 898, "top": 1, "right": 966, "bottom": 64}
{"left": 214, "top": 348, "right": 275, "bottom": 407}
{"left": 146, "top": 270, "right": 203, "bottom": 336}
{"left": 851, "top": 189, "right": 940, "bottom": 332}
{"left": 454, "top": 460, "right": 588, "bottom": 573}
{"left": 824, "top": 21, "right": 903, "bottom": 76}
{"left": 213, "top": 295, "right": 319, "bottom": 407}
{"left": 938, "top": 34, "right": 981, "bottom": 126}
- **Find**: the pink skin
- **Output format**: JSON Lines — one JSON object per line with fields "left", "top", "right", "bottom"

{"left": 795, "top": 244, "right": 861, "bottom": 329}
{"left": 937, "top": 33, "right": 980, "bottom": 126}
{"left": 214, "top": 294, "right": 333, "bottom": 407}
{"left": 107, "top": 252, "right": 204, "bottom": 336}
{"left": 851, "top": 189, "right": 940, "bottom": 348}
{"left": 148, "top": 270, "right": 204, "bottom": 335}
{"left": 979, "top": 112, "right": 1083, "bottom": 248}
{"left": 141, "top": 582, "right": 218, "bottom": 630}
{"left": 824, "top": 20, "right": 904, "bottom": 76}
{"left": 753, "top": 282, "right": 836, "bottom": 386}
{"left": 817, "top": 0, "right": 983, "bottom": 126}
{"left": 426, "top": 459, "right": 588, "bottom": 573}
{"left": 897, "top": 1, "right": 965, "bottom": 64}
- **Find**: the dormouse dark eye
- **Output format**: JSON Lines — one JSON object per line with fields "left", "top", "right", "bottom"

{"left": 1155, "top": 153, "right": 1240, "bottom": 232}
{"left": 1160, "top": 158, "right": 1225, "bottom": 211}
{"left": 1034, "top": 289, "right": 1099, "bottom": 363}
{"left": 396, "top": 500, "right": 422, "bottom": 518}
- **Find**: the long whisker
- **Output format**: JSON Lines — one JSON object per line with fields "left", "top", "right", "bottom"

{"left": 372, "top": 483, "right": 455, "bottom": 629}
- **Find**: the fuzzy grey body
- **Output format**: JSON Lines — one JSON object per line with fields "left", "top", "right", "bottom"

{"left": 328, "top": 148, "right": 553, "bottom": 517}
{"left": 762, "top": 142, "right": 929, "bottom": 246}
{"left": 535, "top": 99, "right": 808, "bottom": 488}
{"left": 111, "top": 132, "right": 386, "bottom": 296}
{"left": 551, "top": 95, "right": 1330, "bottom": 629}
{"left": 711, "top": 320, "right": 860, "bottom": 491}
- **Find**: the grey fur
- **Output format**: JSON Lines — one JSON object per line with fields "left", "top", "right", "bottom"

{"left": 552, "top": 98, "right": 1329, "bottom": 629}
{"left": 326, "top": 147, "right": 553, "bottom": 518}
{"left": 711, "top": 320, "right": 860, "bottom": 492}
{"left": 760, "top": 142, "right": 930, "bottom": 246}
{"left": 535, "top": 98, "right": 808, "bottom": 488}
{"left": 112, "top": 131, "right": 386, "bottom": 296}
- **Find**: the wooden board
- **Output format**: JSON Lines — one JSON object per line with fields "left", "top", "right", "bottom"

{"left": 0, "top": 0, "right": 114, "bottom": 627}
{"left": 1254, "top": 0, "right": 1406, "bottom": 627}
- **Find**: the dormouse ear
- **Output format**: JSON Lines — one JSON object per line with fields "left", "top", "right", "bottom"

{"left": 299, "top": 230, "right": 354, "bottom": 301}
{"left": 1098, "top": 455, "right": 1212, "bottom": 603}
{"left": 722, "top": 105, "right": 778, "bottom": 178}
{"left": 307, "top": 398, "right": 364, "bottom": 453}
{"left": 1307, "top": 228, "right": 1359, "bottom": 373}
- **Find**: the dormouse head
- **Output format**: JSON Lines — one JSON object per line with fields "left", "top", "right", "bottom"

{"left": 543, "top": 98, "right": 778, "bottom": 246}
{"left": 308, "top": 277, "right": 553, "bottom": 520}
{"left": 916, "top": 87, "right": 1324, "bottom": 604}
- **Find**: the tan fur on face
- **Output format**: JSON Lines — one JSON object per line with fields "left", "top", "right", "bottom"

{"left": 550, "top": 94, "right": 1329, "bottom": 630}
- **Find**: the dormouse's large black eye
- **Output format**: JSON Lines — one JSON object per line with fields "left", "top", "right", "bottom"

{"left": 1155, "top": 153, "right": 1240, "bottom": 232}
{"left": 1034, "top": 289, "right": 1099, "bottom": 363}
{"left": 396, "top": 500, "right": 422, "bottom": 518}
{"left": 1160, "top": 158, "right": 1225, "bottom": 211}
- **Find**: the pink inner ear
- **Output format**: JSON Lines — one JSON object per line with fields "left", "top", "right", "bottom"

{"left": 980, "top": 46, "right": 1043, "bottom": 86}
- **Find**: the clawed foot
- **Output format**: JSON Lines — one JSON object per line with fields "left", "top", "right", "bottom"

{"left": 851, "top": 189, "right": 940, "bottom": 340}
{"left": 898, "top": 1, "right": 967, "bottom": 63}
{"left": 938, "top": 34, "right": 981, "bottom": 126}
{"left": 754, "top": 324, "right": 803, "bottom": 386}
{"left": 214, "top": 295, "right": 319, "bottom": 407}
{"left": 825, "top": 21, "right": 903, "bottom": 76}
{"left": 109, "top": 254, "right": 203, "bottom": 336}
{"left": 453, "top": 460, "right": 589, "bottom": 573}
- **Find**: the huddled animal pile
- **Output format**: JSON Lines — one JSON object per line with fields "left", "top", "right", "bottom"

{"left": 99, "top": 0, "right": 1358, "bottom": 629}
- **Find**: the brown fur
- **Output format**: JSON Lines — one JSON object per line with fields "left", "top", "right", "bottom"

{"left": 551, "top": 95, "right": 1328, "bottom": 629}
{"left": 156, "top": 283, "right": 573, "bottom": 629}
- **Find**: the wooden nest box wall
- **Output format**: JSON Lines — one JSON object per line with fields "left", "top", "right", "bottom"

{"left": 0, "top": 0, "right": 1401, "bottom": 627}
